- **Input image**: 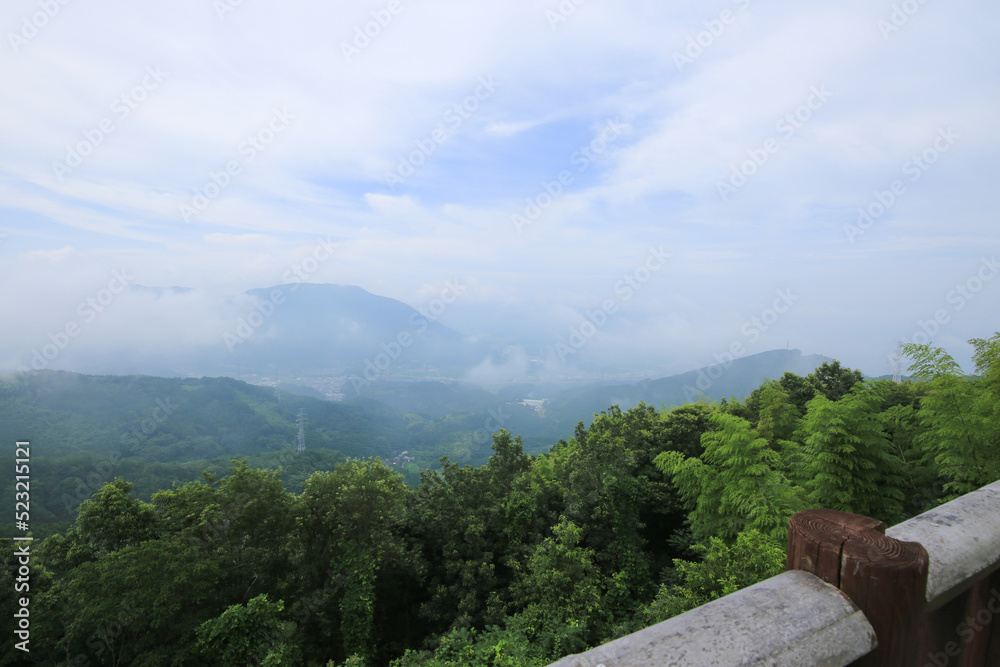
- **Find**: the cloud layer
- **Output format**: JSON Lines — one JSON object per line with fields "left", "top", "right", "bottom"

{"left": 2, "top": 0, "right": 998, "bottom": 377}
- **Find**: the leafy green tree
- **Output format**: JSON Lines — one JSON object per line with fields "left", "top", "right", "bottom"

{"left": 192, "top": 462, "right": 295, "bottom": 604}
{"left": 799, "top": 384, "right": 906, "bottom": 522}
{"left": 196, "top": 594, "right": 300, "bottom": 666}
{"left": 410, "top": 430, "right": 550, "bottom": 649}
{"left": 297, "top": 458, "right": 410, "bottom": 663}
{"left": 550, "top": 410, "right": 654, "bottom": 616}
{"left": 855, "top": 378, "right": 939, "bottom": 517}
{"left": 389, "top": 625, "right": 545, "bottom": 667}
{"left": 753, "top": 381, "right": 802, "bottom": 477}
{"left": 55, "top": 537, "right": 220, "bottom": 665}
{"left": 411, "top": 457, "right": 499, "bottom": 631}
{"left": 778, "top": 371, "right": 817, "bottom": 413}
{"left": 633, "top": 529, "right": 785, "bottom": 628}
{"left": 0, "top": 540, "right": 59, "bottom": 664}
{"left": 43, "top": 477, "right": 159, "bottom": 574}
{"left": 970, "top": 332, "right": 1000, "bottom": 377}
{"left": 655, "top": 412, "right": 805, "bottom": 544}
{"left": 506, "top": 518, "right": 609, "bottom": 659}
{"left": 659, "top": 402, "right": 716, "bottom": 459}
{"left": 807, "top": 361, "right": 864, "bottom": 401}
{"left": 903, "top": 336, "right": 1000, "bottom": 496}
{"left": 754, "top": 381, "right": 800, "bottom": 445}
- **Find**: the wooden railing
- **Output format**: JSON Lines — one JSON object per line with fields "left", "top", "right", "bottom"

{"left": 548, "top": 479, "right": 1000, "bottom": 667}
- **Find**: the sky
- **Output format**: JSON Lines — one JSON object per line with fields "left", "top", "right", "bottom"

{"left": 2, "top": 0, "right": 998, "bottom": 380}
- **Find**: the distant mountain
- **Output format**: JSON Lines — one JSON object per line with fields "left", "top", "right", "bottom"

{"left": 542, "top": 349, "right": 835, "bottom": 431}
{"left": 57, "top": 283, "right": 491, "bottom": 379}
{"left": 130, "top": 284, "right": 194, "bottom": 295}
{"left": 0, "top": 370, "right": 408, "bottom": 462}
{"left": 16, "top": 282, "right": 841, "bottom": 419}
{"left": 227, "top": 284, "right": 488, "bottom": 376}
{"left": 0, "top": 350, "right": 847, "bottom": 534}
{"left": 0, "top": 370, "right": 412, "bottom": 531}
{"left": 340, "top": 349, "right": 838, "bottom": 448}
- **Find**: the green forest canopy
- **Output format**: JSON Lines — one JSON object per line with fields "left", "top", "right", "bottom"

{"left": 3, "top": 334, "right": 999, "bottom": 666}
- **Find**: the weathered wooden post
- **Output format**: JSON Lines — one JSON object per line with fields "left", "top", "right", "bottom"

{"left": 787, "top": 509, "right": 929, "bottom": 667}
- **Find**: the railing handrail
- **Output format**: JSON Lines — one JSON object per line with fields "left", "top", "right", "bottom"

{"left": 546, "top": 569, "right": 875, "bottom": 667}
{"left": 546, "top": 479, "right": 1000, "bottom": 667}
{"left": 887, "top": 479, "right": 1000, "bottom": 610}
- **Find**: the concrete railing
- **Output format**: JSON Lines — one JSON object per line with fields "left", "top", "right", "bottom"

{"left": 547, "top": 479, "right": 1000, "bottom": 667}
{"left": 547, "top": 569, "right": 875, "bottom": 667}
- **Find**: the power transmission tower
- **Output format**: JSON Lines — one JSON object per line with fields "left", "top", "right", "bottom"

{"left": 296, "top": 408, "right": 307, "bottom": 453}
{"left": 892, "top": 345, "right": 903, "bottom": 383}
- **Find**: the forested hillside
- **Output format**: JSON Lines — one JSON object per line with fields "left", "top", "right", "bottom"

{"left": 0, "top": 349, "right": 834, "bottom": 538}
{"left": 0, "top": 372, "right": 410, "bottom": 537}
{"left": 2, "top": 334, "right": 998, "bottom": 666}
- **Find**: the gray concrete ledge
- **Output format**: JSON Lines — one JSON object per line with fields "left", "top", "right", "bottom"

{"left": 545, "top": 569, "right": 875, "bottom": 667}
{"left": 887, "top": 478, "right": 1000, "bottom": 610}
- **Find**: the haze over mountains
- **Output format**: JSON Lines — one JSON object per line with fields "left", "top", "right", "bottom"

{"left": 1, "top": 280, "right": 850, "bottom": 467}
{"left": 0, "top": 346, "right": 837, "bottom": 496}
{"left": 6, "top": 282, "right": 838, "bottom": 400}
{"left": 0, "top": 279, "right": 842, "bottom": 538}
{"left": 10, "top": 283, "right": 490, "bottom": 383}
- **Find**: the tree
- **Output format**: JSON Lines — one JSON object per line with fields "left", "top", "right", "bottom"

{"left": 551, "top": 411, "right": 654, "bottom": 615}
{"left": 34, "top": 470, "right": 160, "bottom": 659}
{"left": 754, "top": 382, "right": 800, "bottom": 446}
{"left": 799, "top": 383, "right": 906, "bottom": 522}
{"left": 659, "top": 402, "right": 715, "bottom": 459}
{"left": 297, "top": 458, "right": 409, "bottom": 663}
{"left": 778, "top": 372, "right": 817, "bottom": 413}
{"left": 903, "top": 336, "right": 1000, "bottom": 496}
{"left": 655, "top": 412, "right": 805, "bottom": 544}
{"left": 55, "top": 537, "right": 221, "bottom": 665}
{"left": 59, "top": 477, "right": 159, "bottom": 569}
{"left": 808, "top": 361, "right": 864, "bottom": 401}
{"left": 196, "top": 594, "right": 300, "bottom": 666}
{"left": 506, "top": 518, "right": 609, "bottom": 658}
{"left": 634, "top": 529, "right": 785, "bottom": 628}
{"left": 192, "top": 462, "right": 295, "bottom": 604}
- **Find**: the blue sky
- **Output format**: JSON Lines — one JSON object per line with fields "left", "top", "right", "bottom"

{"left": 2, "top": 0, "right": 998, "bottom": 378}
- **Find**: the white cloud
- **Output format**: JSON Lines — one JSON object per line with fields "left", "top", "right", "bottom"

{"left": 1, "top": 0, "right": 998, "bottom": 377}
